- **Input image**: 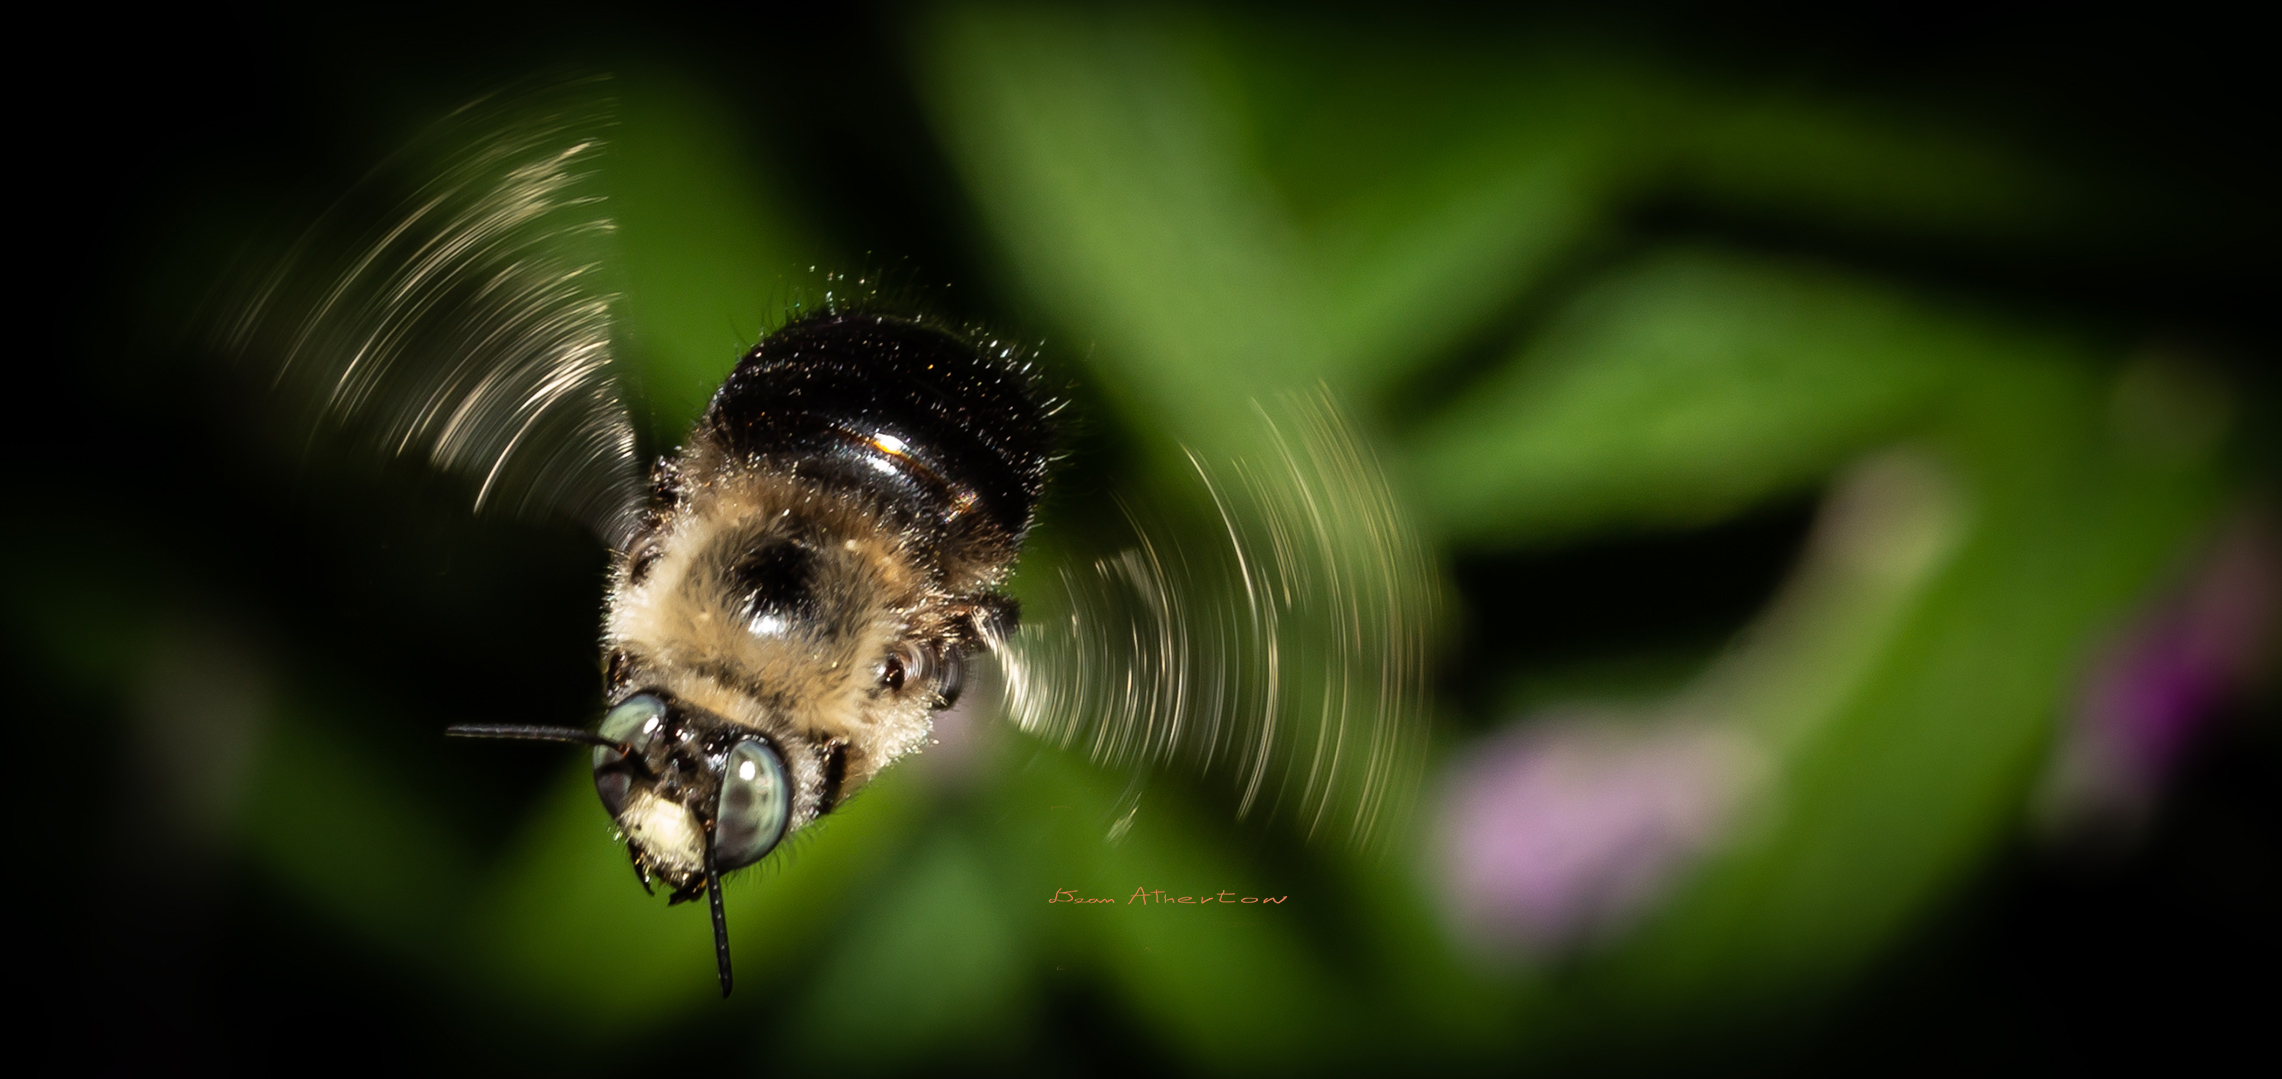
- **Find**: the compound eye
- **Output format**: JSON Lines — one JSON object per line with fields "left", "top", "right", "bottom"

{"left": 714, "top": 739, "right": 791, "bottom": 870}
{"left": 592, "top": 694, "right": 668, "bottom": 816}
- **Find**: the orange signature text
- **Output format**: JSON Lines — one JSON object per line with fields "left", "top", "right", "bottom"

{"left": 1048, "top": 888, "right": 1289, "bottom": 905}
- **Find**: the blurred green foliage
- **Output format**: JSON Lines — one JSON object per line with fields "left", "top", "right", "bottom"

{"left": 15, "top": 2, "right": 2262, "bottom": 1072}
{"left": 607, "top": 67, "right": 822, "bottom": 443}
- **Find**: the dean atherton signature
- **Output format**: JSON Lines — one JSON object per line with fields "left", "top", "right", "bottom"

{"left": 1049, "top": 888, "right": 1289, "bottom": 905}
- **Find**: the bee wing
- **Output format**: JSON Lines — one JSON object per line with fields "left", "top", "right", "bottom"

{"left": 995, "top": 390, "right": 1437, "bottom": 852}
{"left": 214, "top": 78, "right": 643, "bottom": 547}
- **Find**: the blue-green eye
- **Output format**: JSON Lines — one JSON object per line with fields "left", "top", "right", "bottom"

{"left": 715, "top": 739, "right": 792, "bottom": 870}
{"left": 593, "top": 694, "right": 668, "bottom": 815}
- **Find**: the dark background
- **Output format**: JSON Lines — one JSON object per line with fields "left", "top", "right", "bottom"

{"left": 21, "top": 2, "right": 2274, "bottom": 1072}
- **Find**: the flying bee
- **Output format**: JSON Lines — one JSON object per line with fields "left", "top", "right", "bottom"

{"left": 221, "top": 77, "right": 1429, "bottom": 1002}
{"left": 448, "top": 312, "right": 1049, "bottom": 994}
{"left": 221, "top": 84, "right": 1050, "bottom": 996}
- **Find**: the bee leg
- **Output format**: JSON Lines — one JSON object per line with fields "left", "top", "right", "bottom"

{"left": 627, "top": 844, "right": 654, "bottom": 895}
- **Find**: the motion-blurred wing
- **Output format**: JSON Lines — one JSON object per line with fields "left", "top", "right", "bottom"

{"left": 996, "top": 390, "right": 1437, "bottom": 851}
{"left": 215, "top": 79, "right": 643, "bottom": 547}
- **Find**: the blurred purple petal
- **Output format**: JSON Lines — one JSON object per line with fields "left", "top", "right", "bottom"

{"left": 1435, "top": 715, "right": 1763, "bottom": 955}
{"left": 2040, "top": 507, "right": 2277, "bottom": 836}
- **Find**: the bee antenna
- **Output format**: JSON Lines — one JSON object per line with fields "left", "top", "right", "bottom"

{"left": 704, "top": 827, "right": 733, "bottom": 998}
{"left": 445, "top": 724, "right": 625, "bottom": 751}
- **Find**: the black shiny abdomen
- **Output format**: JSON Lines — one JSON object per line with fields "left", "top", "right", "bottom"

{"left": 701, "top": 312, "right": 1052, "bottom": 542}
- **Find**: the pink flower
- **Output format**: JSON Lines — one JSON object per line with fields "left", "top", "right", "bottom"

{"left": 2039, "top": 507, "right": 2278, "bottom": 838}
{"left": 1435, "top": 715, "right": 1762, "bottom": 955}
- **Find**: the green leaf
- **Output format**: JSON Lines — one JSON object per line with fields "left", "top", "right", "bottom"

{"left": 794, "top": 832, "right": 1033, "bottom": 1067}
{"left": 607, "top": 68, "right": 823, "bottom": 444}
{"left": 1401, "top": 249, "right": 1972, "bottom": 545}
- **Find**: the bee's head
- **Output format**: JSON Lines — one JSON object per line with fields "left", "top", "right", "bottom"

{"left": 588, "top": 692, "right": 792, "bottom": 891}
{"left": 442, "top": 691, "right": 788, "bottom": 998}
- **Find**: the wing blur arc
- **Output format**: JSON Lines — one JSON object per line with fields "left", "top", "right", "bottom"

{"left": 217, "top": 79, "right": 644, "bottom": 548}
{"left": 995, "top": 390, "right": 1437, "bottom": 852}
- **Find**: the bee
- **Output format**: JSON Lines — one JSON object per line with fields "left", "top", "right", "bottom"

{"left": 447, "top": 312, "right": 1048, "bottom": 994}
{"left": 221, "top": 85, "right": 1050, "bottom": 996}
